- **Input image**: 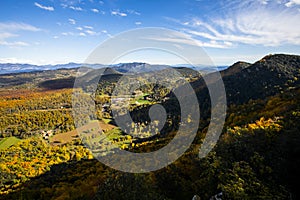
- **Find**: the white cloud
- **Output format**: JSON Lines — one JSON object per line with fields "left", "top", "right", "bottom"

{"left": 34, "top": 2, "right": 54, "bottom": 11}
{"left": 145, "top": 35, "right": 232, "bottom": 48}
{"left": 0, "top": 22, "right": 41, "bottom": 48}
{"left": 61, "top": 32, "right": 74, "bottom": 36}
{"left": 0, "top": 57, "right": 69, "bottom": 65}
{"left": 84, "top": 25, "right": 93, "bottom": 29}
{"left": 91, "top": 8, "right": 99, "bottom": 13}
{"left": 0, "top": 32, "right": 18, "bottom": 40}
{"left": 63, "top": 25, "right": 97, "bottom": 37}
{"left": 259, "top": 0, "right": 269, "bottom": 4}
{"left": 85, "top": 30, "right": 97, "bottom": 35}
{"left": 0, "top": 22, "right": 41, "bottom": 32}
{"left": 69, "top": 6, "right": 83, "bottom": 11}
{"left": 0, "top": 57, "right": 36, "bottom": 64}
{"left": 0, "top": 41, "right": 29, "bottom": 47}
{"left": 285, "top": 0, "right": 300, "bottom": 7}
{"left": 68, "top": 18, "right": 76, "bottom": 25}
{"left": 127, "top": 10, "right": 141, "bottom": 15}
{"left": 101, "top": 30, "right": 112, "bottom": 38}
{"left": 60, "top": 3, "right": 68, "bottom": 8}
{"left": 111, "top": 9, "right": 140, "bottom": 17}
{"left": 99, "top": 1, "right": 104, "bottom": 5}
{"left": 179, "top": 5, "right": 300, "bottom": 47}
{"left": 111, "top": 10, "right": 127, "bottom": 17}
{"left": 135, "top": 22, "right": 142, "bottom": 25}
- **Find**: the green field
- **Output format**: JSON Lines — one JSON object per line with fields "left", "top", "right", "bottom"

{"left": 102, "top": 118, "right": 112, "bottom": 124}
{"left": 136, "top": 99, "right": 151, "bottom": 104}
{"left": 0, "top": 136, "right": 21, "bottom": 150}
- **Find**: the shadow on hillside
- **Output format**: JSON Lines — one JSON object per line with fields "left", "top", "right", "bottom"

{"left": 38, "top": 77, "right": 76, "bottom": 89}
{"left": 0, "top": 158, "right": 172, "bottom": 200}
{"left": 0, "top": 159, "right": 106, "bottom": 200}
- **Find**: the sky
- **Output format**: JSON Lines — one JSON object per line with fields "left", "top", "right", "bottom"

{"left": 0, "top": 0, "right": 300, "bottom": 66}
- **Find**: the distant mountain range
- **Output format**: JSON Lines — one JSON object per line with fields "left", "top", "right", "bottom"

{"left": 0, "top": 63, "right": 105, "bottom": 74}
{"left": 0, "top": 62, "right": 228, "bottom": 75}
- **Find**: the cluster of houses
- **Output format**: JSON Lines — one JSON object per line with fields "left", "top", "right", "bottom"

{"left": 41, "top": 130, "right": 53, "bottom": 140}
{"left": 100, "top": 90, "right": 171, "bottom": 114}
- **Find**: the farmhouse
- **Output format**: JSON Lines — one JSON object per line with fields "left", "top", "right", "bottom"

{"left": 41, "top": 130, "right": 53, "bottom": 140}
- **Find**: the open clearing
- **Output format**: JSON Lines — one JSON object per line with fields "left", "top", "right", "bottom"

{"left": 50, "top": 120, "right": 116, "bottom": 146}
{"left": 0, "top": 136, "right": 21, "bottom": 150}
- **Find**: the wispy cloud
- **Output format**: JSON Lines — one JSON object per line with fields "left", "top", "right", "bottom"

{"left": 0, "top": 31, "right": 38, "bottom": 48}
{"left": 61, "top": 4, "right": 68, "bottom": 8}
{"left": 34, "top": 2, "right": 54, "bottom": 11}
{"left": 285, "top": 0, "right": 300, "bottom": 7}
{"left": 85, "top": 30, "right": 97, "bottom": 35}
{"left": 69, "top": 6, "right": 83, "bottom": 11}
{"left": 258, "top": 0, "right": 269, "bottom": 5}
{"left": 84, "top": 25, "right": 93, "bottom": 29}
{"left": 68, "top": 18, "right": 76, "bottom": 25}
{"left": 62, "top": 25, "right": 98, "bottom": 37}
{"left": 0, "top": 57, "right": 41, "bottom": 64}
{"left": 127, "top": 10, "right": 141, "bottom": 15}
{"left": 111, "top": 10, "right": 127, "bottom": 17}
{"left": 0, "top": 22, "right": 41, "bottom": 48}
{"left": 101, "top": 30, "right": 112, "bottom": 38}
{"left": 0, "top": 32, "right": 18, "bottom": 40}
{"left": 61, "top": 32, "right": 86, "bottom": 37}
{"left": 135, "top": 22, "right": 142, "bottom": 25}
{"left": 0, "top": 22, "right": 41, "bottom": 32}
{"left": 145, "top": 35, "right": 233, "bottom": 48}
{"left": 60, "top": 0, "right": 85, "bottom": 7}
{"left": 91, "top": 8, "right": 105, "bottom": 14}
{"left": 0, "top": 41, "right": 29, "bottom": 47}
{"left": 0, "top": 33, "right": 27, "bottom": 48}
{"left": 174, "top": 2, "right": 300, "bottom": 47}
{"left": 91, "top": 8, "right": 99, "bottom": 13}
{"left": 61, "top": 32, "right": 74, "bottom": 36}
{"left": 110, "top": 9, "right": 140, "bottom": 17}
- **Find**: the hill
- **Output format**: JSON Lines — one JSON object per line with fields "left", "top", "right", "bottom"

{"left": 191, "top": 54, "right": 300, "bottom": 109}
{"left": 221, "top": 54, "right": 300, "bottom": 104}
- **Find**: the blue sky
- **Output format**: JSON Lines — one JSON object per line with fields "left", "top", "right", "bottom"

{"left": 0, "top": 0, "right": 300, "bottom": 65}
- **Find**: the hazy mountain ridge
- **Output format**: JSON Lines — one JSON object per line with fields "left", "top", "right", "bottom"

{"left": 0, "top": 63, "right": 105, "bottom": 75}
{"left": 0, "top": 62, "right": 228, "bottom": 75}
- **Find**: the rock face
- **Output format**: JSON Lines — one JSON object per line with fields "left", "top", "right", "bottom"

{"left": 192, "top": 194, "right": 201, "bottom": 200}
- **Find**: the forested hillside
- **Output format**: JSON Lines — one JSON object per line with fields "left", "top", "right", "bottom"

{"left": 0, "top": 54, "right": 299, "bottom": 199}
